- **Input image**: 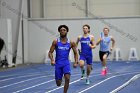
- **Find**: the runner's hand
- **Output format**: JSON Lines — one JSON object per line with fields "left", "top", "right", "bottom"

{"left": 73, "top": 62, "right": 78, "bottom": 68}
{"left": 110, "top": 47, "right": 113, "bottom": 55}
{"left": 110, "top": 47, "right": 113, "bottom": 51}
{"left": 51, "top": 61, "right": 55, "bottom": 66}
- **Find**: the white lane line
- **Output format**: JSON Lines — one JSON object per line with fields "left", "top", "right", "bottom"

{"left": 0, "top": 71, "right": 79, "bottom": 80}
{"left": 1, "top": 74, "right": 81, "bottom": 89}
{"left": 110, "top": 73, "right": 140, "bottom": 93}
{"left": 0, "top": 71, "right": 48, "bottom": 78}
{"left": 0, "top": 75, "right": 51, "bottom": 88}
{"left": 45, "top": 72, "right": 133, "bottom": 93}
{"left": 7, "top": 71, "right": 139, "bottom": 93}
{"left": 45, "top": 73, "right": 101, "bottom": 93}
{"left": 12, "top": 73, "right": 83, "bottom": 93}
{"left": 0, "top": 73, "right": 49, "bottom": 82}
{"left": 13, "top": 79, "right": 55, "bottom": 93}
{"left": 78, "top": 76, "right": 116, "bottom": 93}
{"left": 78, "top": 72, "right": 140, "bottom": 93}
{"left": 46, "top": 79, "right": 81, "bottom": 93}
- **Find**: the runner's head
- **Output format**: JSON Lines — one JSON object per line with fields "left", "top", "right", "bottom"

{"left": 58, "top": 25, "right": 69, "bottom": 38}
{"left": 83, "top": 24, "right": 90, "bottom": 34}
{"left": 103, "top": 27, "right": 109, "bottom": 36}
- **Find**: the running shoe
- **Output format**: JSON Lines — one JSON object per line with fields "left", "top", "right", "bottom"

{"left": 86, "top": 78, "right": 90, "bottom": 85}
{"left": 101, "top": 67, "right": 107, "bottom": 76}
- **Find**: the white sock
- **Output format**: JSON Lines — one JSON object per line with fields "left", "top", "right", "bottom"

{"left": 102, "top": 66, "right": 106, "bottom": 70}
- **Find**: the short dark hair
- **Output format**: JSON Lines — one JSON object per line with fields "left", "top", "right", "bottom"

{"left": 58, "top": 25, "right": 69, "bottom": 32}
{"left": 83, "top": 24, "right": 90, "bottom": 29}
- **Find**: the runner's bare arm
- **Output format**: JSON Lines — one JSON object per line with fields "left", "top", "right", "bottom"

{"left": 110, "top": 36, "right": 115, "bottom": 51}
{"left": 71, "top": 41, "right": 78, "bottom": 68}
{"left": 96, "top": 37, "right": 101, "bottom": 46}
{"left": 48, "top": 39, "right": 57, "bottom": 65}
{"left": 89, "top": 36, "right": 96, "bottom": 49}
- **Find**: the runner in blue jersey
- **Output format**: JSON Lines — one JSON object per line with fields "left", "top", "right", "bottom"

{"left": 76, "top": 24, "right": 96, "bottom": 84}
{"left": 48, "top": 25, "right": 78, "bottom": 93}
{"left": 96, "top": 27, "right": 115, "bottom": 76}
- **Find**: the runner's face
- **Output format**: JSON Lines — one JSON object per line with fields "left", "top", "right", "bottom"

{"left": 83, "top": 26, "right": 89, "bottom": 34}
{"left": 103, "top": 28, "right": 109, "bottom": 35}
{"left": 59, "top": 27, "right": 67, "bottom": 38}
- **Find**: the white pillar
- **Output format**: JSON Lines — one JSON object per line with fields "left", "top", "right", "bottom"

{"left": 113, "top": 48, "right": 122, "bottom": 61}
{"left": 7, "top": 19, "right": 14, "bottom": 67}
{"left": 128, "top": 48, "right": 139, "bottom": 61}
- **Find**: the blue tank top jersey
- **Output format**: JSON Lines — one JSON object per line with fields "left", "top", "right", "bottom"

{"left": 80, "top": 35, "right": 92, "bottom": 55}
{"left": 100, "top": 36, "right": 111, "bottom": 51}
{"left": 55, "top": 37, "right": 71, "bottom": 65}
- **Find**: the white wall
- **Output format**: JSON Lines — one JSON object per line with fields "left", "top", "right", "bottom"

{"left": 88, "top": 0, "right": 140, "bottom": 17}
{"left": 31, "top": 0, "right": 140, "bottom": 18}
{"left": 1, "top": 0, "right": 140, "bottom": 64}
{"left": 0, "top": 0, "right": 28, "bottom": 64}
{"left": 30, "top": 0, "right": 43, "bottom": 18}
{"left": 0, "top": 19, "right": 13, "bottom": 66}
{"left": 44, "top": 0, "right": 86, "bottom": 18}
{"left": 0, "top": 19, "right": 8, "bottom": 58}
{"left": 0, "top": 0, "right": 27, "bottom": 58}
{"left": 26, "top": 18, "right": 140, "bottom": 63}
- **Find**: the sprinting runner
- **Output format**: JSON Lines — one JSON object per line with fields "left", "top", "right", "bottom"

{"left": 76, "top": 24, "right": 96, "bottom": 84}
{"left": 48, "top": 25, "right": 78, "bottom": 93}
{"left": 96, "top": 27, "right": 115, "bottom": 76}
{"left": 77, "top": 29, "right": 93, "bottom": 71}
